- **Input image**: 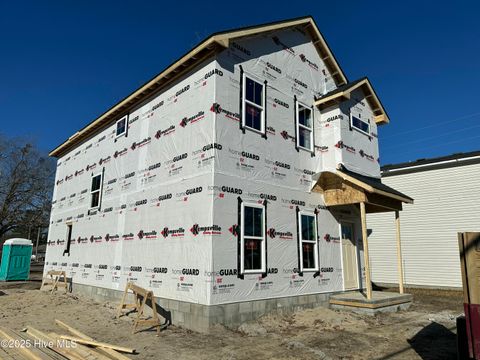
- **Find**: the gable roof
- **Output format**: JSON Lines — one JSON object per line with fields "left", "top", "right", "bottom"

{"left": 337, "top": 166, "right": 413, "bottom": 203}
{"left": 49, "top": 16, "right": 348, "bottom": 157}
{"left": 314, "top": 77, "right": 389, "bottom": 125}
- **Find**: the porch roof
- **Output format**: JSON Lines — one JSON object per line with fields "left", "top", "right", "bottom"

{"left": 312, "top": 166, "right": 413, "bottom": 213}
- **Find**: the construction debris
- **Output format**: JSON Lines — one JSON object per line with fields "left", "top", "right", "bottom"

{"left": 58, "top": 336, "right": 135, "bottom": 354}
{"left": 54, "top": 320, "right": 131, "bottom": 360}
{"left": 0, "top": 321, "right": 134, "bottom": 360}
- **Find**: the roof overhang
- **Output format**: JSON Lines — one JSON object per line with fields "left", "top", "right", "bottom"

{"left": 50, "top": 16, "right": 348, "bottom": 158}
{"left": 312, "top": 169, "right": 413, "bottom": 213}
{"left": 314, "top": 78, "right": 389, "bottom": 125}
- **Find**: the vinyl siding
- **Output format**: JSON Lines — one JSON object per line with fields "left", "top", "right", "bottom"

{"left": 368, "top": 162, "right": 480, "bottom": 289}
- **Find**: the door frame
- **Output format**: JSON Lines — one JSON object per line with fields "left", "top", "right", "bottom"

{"left": 339, "top": 221, "right": 359, "bottom": 291}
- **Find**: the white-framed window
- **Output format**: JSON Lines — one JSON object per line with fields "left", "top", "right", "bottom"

{"left": 240, "top": 202, "right": 266, "bottom": 274}
{"left": 298, "top": 211, "right": 318, "bottom": 271}
{"left": 350, "top": 113, "right": 370, "bottom": 136}
{"left": 242, "top": 74, "right": 265, "bottom": 134}
{"left": 115, "top": 115, "right": 128, "bottom": 138}
{"left": 296, "top": 102, "right": 313, "bottom": 151}
{"left": 90, "top": 172, "right": 103, "bottom": 209}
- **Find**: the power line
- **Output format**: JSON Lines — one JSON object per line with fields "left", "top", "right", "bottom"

{"left": 382, "top": 111, "right": 480, "bottom": 139}
{"left": 384, "top": 133, "right": 480, "bottom": 158}
{"left": 382, "top": 122, "right": 480, "bottom": 149}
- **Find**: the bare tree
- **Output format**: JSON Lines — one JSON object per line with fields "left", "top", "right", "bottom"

{"left": 0, "top": 134, "right": 55, "bottom": 241}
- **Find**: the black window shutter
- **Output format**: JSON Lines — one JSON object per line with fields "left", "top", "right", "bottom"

{"left": 313, "top": 208, "right": 320, "bottom": 278}
{"left": 262, "top": 80, "right": 267, "bottom": 140}
{"left": 125, "top": 114, "right": 129, "bottom": 138}
{"left": 368, "top": 119, "right": 372, "bottom": 141}
{"left": 261, "top": 199, "right": 268, "bottom": 278}
{"left": 310, "top": 106, "right": 315, "bottom": 157}
{"left": 294, "top": 96, "right": 299, "bottom": 152}
{"left": 239, "top": 66, "right": 245, "bottom": 134}
{"left": 99, "top": 166, "right": 105, "bottom": 212}
{"left": 237, "top": 196, "right": 244, "bottom": 279}
{"left": 296, "top": 206, "right": 303, "bottom": 276}
{"left": 88, "top": 172, "right": 94, "bottom": 215}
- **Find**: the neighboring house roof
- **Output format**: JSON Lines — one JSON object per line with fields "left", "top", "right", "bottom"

{"left": 314, "top": 77, "right": 389, "bottom": 125}
{"left": 337, "top": 166, "right": 413, "bottom": 203}
{"left": 49, "top": 15, "right": 349, "bottom": 158}
{"left": 382, "top": 150, "right": 480, "bottom": 176}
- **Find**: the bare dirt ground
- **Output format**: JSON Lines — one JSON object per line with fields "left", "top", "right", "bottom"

{"left": 0, "top": 281, "right": 463, "bottom": 360}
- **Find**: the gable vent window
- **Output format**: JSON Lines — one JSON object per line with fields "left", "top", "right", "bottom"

{"left": 296, "top": 102, "right": 313, "bottom": 151}
{"left": 115, "top": 115, "right": 128, "bottom": 138}
{"left": 90, "top": 172, "right": 103, "bottom": 209}
{"left": 350, "top": 113, "right": 370, "bottom": 136}
{"left": 242, "top": 75, "right": 265, "bottom": 134}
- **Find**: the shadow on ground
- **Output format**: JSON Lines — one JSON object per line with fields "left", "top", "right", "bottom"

{"left": 377, "top": 321, "right": 457, "bottom": 360}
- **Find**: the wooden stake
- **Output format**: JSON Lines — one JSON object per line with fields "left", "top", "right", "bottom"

{"left": 395, "top": 211, "right": 405, "bottom": 294}
{"left": 360, "top": 202, "right": 373, "bottom": 300}
{"left": 59, "top": 336, "right": 135, "bottom": 354}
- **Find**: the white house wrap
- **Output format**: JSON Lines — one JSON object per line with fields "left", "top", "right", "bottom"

{"left": 45, "top": 16, "right": 407, "bottom": 331}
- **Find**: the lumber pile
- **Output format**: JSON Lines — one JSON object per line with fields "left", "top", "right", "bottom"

{"left": 0, "top": 320, "right": 134, "bottom": 360}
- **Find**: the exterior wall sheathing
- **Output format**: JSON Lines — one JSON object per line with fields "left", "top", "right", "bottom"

{"left": 45, "top": 27, "right": 381, "bottom": 331}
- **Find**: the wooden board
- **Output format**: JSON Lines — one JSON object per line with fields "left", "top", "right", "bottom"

{"left": 58, "top": 337, "right": 134, "bottom": 355}
{"left": 55, "top": 320, "right": 131, "bottom": 360}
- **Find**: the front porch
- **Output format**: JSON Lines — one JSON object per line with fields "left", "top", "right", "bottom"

{"left": 312, "top": 166, "right": 414, "bottom": 311}
{"left": 330, "top": 291, "right": 413, "bottom": 315}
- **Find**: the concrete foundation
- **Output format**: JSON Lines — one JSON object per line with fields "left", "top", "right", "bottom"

{"left": 329, "top": 291, "right": 413, "bottom": 315}
{"left": 71, "top": 282, "right": 331, "bottom": 333}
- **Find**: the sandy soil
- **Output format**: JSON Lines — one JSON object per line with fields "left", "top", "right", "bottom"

{"left": 0, "top": 282, "right": 463, "bottom": 360}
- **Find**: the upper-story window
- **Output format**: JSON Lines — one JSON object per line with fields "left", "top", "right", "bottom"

{"left": 242, "top": 75, "right": 265, "bottom": 134}
{"left": 241, "top": 202, "right": 266, "bottom": 274}
{"left": 350, "top": 114, "right": 370, "bottom": 136}
{"left": 115, "top": 115, "right": 128, "bottom": 138}
{"left": 90, "top": 172, "right": 103, "bottom": 209}
{"left": 296, "top": 102, "right": 313, "bottom": 151}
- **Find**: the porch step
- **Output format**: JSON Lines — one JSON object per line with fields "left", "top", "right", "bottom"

{"left": 329, "top": 291, "right": 413, "bottom": 314}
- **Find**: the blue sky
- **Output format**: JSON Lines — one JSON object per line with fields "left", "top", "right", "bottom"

{"left": 1, "top": 1, "right": 478, "bottom": 165}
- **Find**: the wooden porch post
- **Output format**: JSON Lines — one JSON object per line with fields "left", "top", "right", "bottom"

{"left": 395, "top": 211, "right": 405, "bottom": 294}
{"left": 360, "top": 202, "right": 372, "bottom": 300}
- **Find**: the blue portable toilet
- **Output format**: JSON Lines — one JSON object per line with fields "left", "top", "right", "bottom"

{"left": 0, "top": 238, "right": 33, "bottom": 281}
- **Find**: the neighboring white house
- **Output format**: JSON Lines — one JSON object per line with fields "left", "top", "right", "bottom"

{"left": 44, "top": 16, "right": 411, "bottom": 331}
{"left": 369, "top": 151, "right": 480, "bottom": 289}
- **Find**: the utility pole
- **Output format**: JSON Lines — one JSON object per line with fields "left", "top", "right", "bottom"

{"left": 35, "top": 226, "right": 41, "bottom": 262}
